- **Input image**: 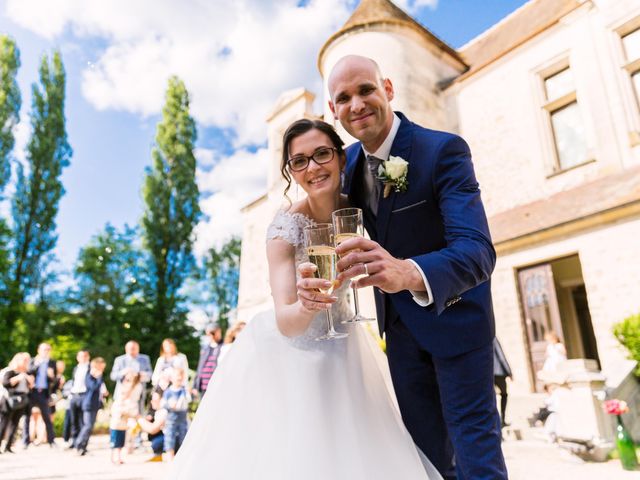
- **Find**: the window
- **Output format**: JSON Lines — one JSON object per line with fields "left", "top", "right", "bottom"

{"left": 621, "top": 27, "right": 640, "bottom": 110}
{"left": 542, "top": 67, "right": 588, "bottom": 172}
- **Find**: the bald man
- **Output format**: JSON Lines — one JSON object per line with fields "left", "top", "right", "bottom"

{"left": 329, "top": 55, "right": 507, "bottom": 480}
{"left": 110, "top": 340, "right": 152, "bottom": 400}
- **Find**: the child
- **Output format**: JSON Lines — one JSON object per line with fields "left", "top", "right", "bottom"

{"left": 75, "top": 357, "right": 106, "bottom": 455}
{"left": 161, "top": 367, "right": 190, "bottom": 461}
{"left": 109, "top": 371, "right": 141, "bottom": 464}
{"left": 137, "top": 389, "right": 168, "bottom": 462}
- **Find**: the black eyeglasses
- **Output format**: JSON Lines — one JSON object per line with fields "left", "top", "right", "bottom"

{"left": 287, "top": 147, "right": 336, "bottom": 172}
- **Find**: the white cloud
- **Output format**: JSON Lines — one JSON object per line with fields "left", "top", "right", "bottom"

{"left": 395, "top": 0, "right": 439, "bottom": 12}
{"left": 5, "top": 0, "right": 352, "bottom": 146}
{"left": 4, "top": 0, "right": 353, "bottom": 262}
{"left": 193, "top": 146, "right": 269, "bottom": 255}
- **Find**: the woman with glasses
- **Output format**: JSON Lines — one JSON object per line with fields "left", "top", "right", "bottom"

{"left": 167, "top": 119, "right": 440, "bottom": 479}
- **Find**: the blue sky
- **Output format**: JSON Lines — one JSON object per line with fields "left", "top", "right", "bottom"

{"left": 0, "top": 0, "right": 528, "bottom": 272}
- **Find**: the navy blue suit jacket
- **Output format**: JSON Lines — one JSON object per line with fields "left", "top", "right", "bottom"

{"left": 81, "top": 373, "right": 103, "bottom": 412}
{"left": 344, "top": 112, "right": 496, "bottom": 357}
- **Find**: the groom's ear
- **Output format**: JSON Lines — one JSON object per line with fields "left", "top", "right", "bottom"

{"left": 384, "top": 78, "right": 394, "bottom": 102}
{"left": 328, "top": 100, "right": 338, "bottom": 120}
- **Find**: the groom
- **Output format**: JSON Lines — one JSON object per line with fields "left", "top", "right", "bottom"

{"left": 329, "top": 55, "right": 507, "bottom": 479}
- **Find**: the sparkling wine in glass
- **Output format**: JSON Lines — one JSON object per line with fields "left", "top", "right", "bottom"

{"left": 332, "top": 208, "right": 375, "bottom": 323}
{"left": 304, "top": 224, "right": 348, "bottom": 341}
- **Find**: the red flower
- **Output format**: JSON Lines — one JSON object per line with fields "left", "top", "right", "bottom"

{"left": 603, "top": 399, "right": 629, "bottom": 415}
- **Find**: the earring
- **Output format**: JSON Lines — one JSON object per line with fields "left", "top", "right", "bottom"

{"left": 340, "top": 170, "right": 345, "bottom": 191}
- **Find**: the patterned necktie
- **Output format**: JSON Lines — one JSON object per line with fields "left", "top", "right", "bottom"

{"left": 366, "top": 155, "right": 383, "bottom": 215}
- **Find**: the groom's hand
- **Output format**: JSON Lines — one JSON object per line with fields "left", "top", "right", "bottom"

{"left": 296, "top": 262, "right": 338, "bottom": 312}
{"left": 335, "top": 238, "right": 424, "bottom": 294}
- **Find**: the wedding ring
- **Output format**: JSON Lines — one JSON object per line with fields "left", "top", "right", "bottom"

{"left": 364, "top": 263, "right": 369, "bottom": 276}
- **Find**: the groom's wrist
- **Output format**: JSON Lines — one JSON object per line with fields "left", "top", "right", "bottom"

{"left": 402, "top": 260, "right": 426, "bottom": 292}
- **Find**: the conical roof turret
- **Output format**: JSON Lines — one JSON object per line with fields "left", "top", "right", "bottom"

{"left": 318, "top": 0, "right": 466, "bottom": 74}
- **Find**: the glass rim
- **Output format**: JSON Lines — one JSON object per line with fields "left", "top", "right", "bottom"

{"left": 303, "top": 223, "right": 333, "bottom": 231}
{"left": 331, "top": 207, "right": 362, "bottom": 217}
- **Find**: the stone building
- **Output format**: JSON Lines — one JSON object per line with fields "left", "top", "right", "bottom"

{"left": 236, "top": 0, "right": 640, "bottom": 412}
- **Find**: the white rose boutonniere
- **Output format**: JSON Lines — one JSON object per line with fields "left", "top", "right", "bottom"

{"left": 377, "top": 155, "right": 409, "bottom": 198}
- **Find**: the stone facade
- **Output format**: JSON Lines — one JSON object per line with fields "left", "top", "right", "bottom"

{"left": 236, "top": 0, "right": 640, "bottom": 399}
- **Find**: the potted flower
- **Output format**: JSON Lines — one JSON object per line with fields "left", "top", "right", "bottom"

{"left": 603, "top": 399, "right": 638, "bottom": 470}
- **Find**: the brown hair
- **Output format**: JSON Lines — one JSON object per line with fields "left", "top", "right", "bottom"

{"left": 280, "top": 119, "right": 345, "bottom": 199}
{"left": 159, "top": 338, "right": 178, "bottom": 358}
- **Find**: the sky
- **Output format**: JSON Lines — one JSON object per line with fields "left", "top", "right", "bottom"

{"left": 0, "top": 0, "right": 529, "bottom": 272}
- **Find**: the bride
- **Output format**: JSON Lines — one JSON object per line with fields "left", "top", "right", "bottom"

{"left": 166, "top": 119, "right": 440, "bottom": 479}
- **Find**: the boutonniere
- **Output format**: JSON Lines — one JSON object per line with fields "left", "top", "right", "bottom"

{"left": 377, "top": 155, "right": 409, "bottom": 198}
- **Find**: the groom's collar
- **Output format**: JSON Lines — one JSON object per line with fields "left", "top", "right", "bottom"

{"left": 361, "top": 113, "right": 401, "bottom": 161}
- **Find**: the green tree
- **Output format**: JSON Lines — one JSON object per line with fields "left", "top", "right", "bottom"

{"left": 71, "top": 224, "right": 199, "bottom": 384}
{"left": 0, "top": 34, "right": 21, "bottom": 192}
{"left": 0, "top": 35, "right": 21, "bottom": 309}
{"left": 71, "top": 224, "right": 151, "bottom": 374}
{"left": 203, "top": 236, "right": 241, "bottom": 335}
{"left": 142, "top": 76, "right": 200, "bottom": 327}
{"left": 4, "top": 51, "right": 71, "bottom": 352}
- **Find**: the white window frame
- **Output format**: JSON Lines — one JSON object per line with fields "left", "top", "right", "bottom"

{"left": 536, "top": 59, "right": 592, "bottom": 176}
{"left": 614, "top": 16, "right": 640, "bottom": 147}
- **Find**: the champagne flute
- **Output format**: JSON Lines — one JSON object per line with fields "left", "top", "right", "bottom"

{"left": 332, "top": 208, "right": 375, "bottom": 323}
{"left": 303, "top": 224, "right": 349, "bottom": 341}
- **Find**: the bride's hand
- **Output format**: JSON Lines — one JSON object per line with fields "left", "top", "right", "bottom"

{"left": 296, "top": 262, "right": 337, "bottom": 312}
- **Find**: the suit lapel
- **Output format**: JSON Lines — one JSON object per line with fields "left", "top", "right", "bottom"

{"left": 376, "top": 113, "right": 413, "bottom": 246}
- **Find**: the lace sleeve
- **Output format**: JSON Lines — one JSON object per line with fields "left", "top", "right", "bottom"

{"left": 266, "top": 209, "right": 313, "bottom": 247}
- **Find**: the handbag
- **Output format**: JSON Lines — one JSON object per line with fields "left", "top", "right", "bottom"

{"left": 7, "top": 393, "right": 29, "bottom": 410}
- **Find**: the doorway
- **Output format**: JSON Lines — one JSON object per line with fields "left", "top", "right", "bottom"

{"left": 517, "top": 254, "right": 600, "bottom": 392}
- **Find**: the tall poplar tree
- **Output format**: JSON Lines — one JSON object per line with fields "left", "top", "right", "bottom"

{"left": 0, "top": 35, "right": 21, "bottom": 306}
{"left": 0, "top": 35, "right": 21, "bottom": 192}
{"left": 142, "top": 76, "right": 200, "bottom": 325}
{"left": 6, "top": 51, "right": 71, "bottom": 340}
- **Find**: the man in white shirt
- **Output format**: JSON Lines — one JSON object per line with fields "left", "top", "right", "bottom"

{"left": 67, "top": 350, "right": 90, "bottom": 449}
{"left": 327, "top": 55, "right": 506, "bottom": 480}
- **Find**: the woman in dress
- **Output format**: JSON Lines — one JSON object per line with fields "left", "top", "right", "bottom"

{"left": 166, "top": 119, "right": 440, "bottom": 479}
{"left": 151, "top": 338, "right": 189, "bottom": 392}
{"left": 0, "top": 352, "right": 34, "bottom": 453}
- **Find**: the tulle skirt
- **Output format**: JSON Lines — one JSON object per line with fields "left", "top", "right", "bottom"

{"left": 166, "top": 310, "right": 440, "bottom": 479}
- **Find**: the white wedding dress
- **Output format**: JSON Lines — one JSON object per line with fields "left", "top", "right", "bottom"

{"left": 166, "top": 210, "right": 441, "bottom": 480}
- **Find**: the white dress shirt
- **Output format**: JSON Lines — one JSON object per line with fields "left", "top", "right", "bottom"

{"left": 361, "top": 113, "right": 434, "bottom": 307}
{"left": 71, "top": 363, "right": 89, "bottom": 394}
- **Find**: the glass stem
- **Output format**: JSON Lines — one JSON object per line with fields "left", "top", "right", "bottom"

{"left": 352, "top": 285, "right": 360, "bottom": 315}
{"left": 326, "top": 309, "right": 337, "bottom": 334}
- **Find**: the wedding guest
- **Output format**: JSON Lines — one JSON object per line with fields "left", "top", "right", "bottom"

{"left": 67, "top": 350, "right": 91, "bottom": 449}
{"left": 75, "top": 357, "right": 106, "bottom": 456}
{"left": 23, "top": 342, "right": 57, "bottom": 447}
{"left": 151, "top": 338, "right": 189, "bottom": 392}
{"left": 50, "top": 360, "right": 66, "bottom": 416}
{"left": 0, "top": 353, "right": 34, "bottom": 453}
{"left": 493, "top": 337, "right": 512, "bottom": 428}
{"left": 161, "top": 367, "right": 190, "bottom": 461}
{"left": 541, "top": 331, "right": 567, "bottom": 373}
{"left": 137, "top": 389, "right": 167, "bottom": 462}
{"left": 218, "top": 321, "right": 247, "bottom": 363}
{"left": 61, "top": 378, "right": 73, "bottom": 446}
{"left": 110, "top": 340, "right": 152, "bottom": 401}
{"left": 109, "top": 371, "right": 142, "bottom": 464}
{"left": 192, "top": 323, "right": 222, "bottom": 396}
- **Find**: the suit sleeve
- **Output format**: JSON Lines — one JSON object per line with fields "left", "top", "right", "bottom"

{"left": 410, "top": 135, "right": 495, "bottom": 315}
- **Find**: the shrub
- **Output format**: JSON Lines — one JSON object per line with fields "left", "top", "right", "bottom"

{"left": 53, "top": 407, "right": 66, "bottom": 438}
{"left": 613, "top": 313, "right": 640, "bottom": 376}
